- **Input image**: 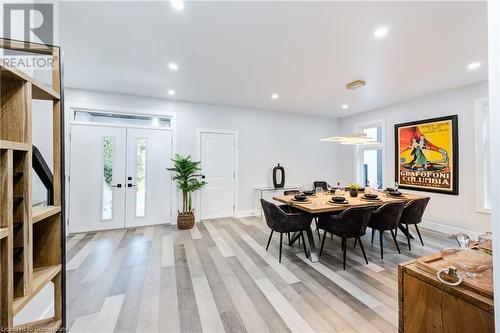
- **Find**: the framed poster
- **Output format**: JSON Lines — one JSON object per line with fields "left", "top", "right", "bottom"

{"left": 394, "top": 115, "right": 458, "bottom": 195}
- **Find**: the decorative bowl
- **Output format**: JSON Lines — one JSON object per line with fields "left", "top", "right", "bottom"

{"left": 441, "top": 248, "right": 492, "bottom": 277}
{"left": 294, "top": 194, "right": 307, "bottom": 201}
{"left": 331, "top": 196, "right": 346, "bottom": 203}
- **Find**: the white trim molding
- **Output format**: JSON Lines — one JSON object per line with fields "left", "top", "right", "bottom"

{"left": 488, "top": 1, "right": 500, "bottom": 330}
{"left": 473, "top": 97, "right": 491, "bottom": 214}
{"left": 420, "top": 220, "right": 480, "bottom": 241}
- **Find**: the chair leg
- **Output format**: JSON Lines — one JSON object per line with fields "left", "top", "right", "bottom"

{"left": 301, "top": 232, "right": 308, "bottom": 258}
{"left": 358, "top": 238, "right": 368, "bottom": 264}
{"left": 320, "top": 230, "right": 327, "bottom": 256}
{"left": 353, "top": 238, "right": 357, "bottom": 248}
{"left": 342, "top": 237, "right": 347, "bottom": 270}
{"left": 279, "top": 233, "right": 283, "bottom": 263}
{"left": 288, "top": 232, "right": 291, "bottom": 245}
{"left": 415, "top": 224, "right": 424, "bottom": 246}
{"left": 315, "top": 218, "right": 321, "bottom": 240}
{"left": 266, "top": 230, "right": 274, "bottom": 251}
{"left": 405, "top": 223, "right": 411, "bottom": 251}
{"left": 394, "top": 227, "right": 398, "bottom": 238}
{"left": 379, "top": 230, "right": 384, "bottom": 259}
{"left": 390, "top": 229, "right": 401, "bottom": 254}
{"left": 371, "top": 228, "right": 375, "bottom": 243}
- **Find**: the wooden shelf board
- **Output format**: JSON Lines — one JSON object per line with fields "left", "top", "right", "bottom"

{"left": 14, "top": 317, "right": 62, "bottom": 331}
{"left": 32, "top": 206, "right": 61, "bottom": 224}
{"left": 0, "top": 228, "right": 8, "bottom": 239}
{"left": 13, "top": 265, "right": 61, "bottom": 316}
{"left": 0, "top": 140, "right": 29, "bottom": 151}
{"left": 0, "top": 63, "right": 60, "bottom": 100}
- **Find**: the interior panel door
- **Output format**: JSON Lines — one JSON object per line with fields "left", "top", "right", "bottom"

{"left": 200, "top": 132, "right": 236, "bottom": 219}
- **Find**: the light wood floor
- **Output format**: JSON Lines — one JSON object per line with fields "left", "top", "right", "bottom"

{"left": 66, "top": 216, "right": 456, "bottom": 333}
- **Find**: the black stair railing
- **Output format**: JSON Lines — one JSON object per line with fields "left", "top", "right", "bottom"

{"left": 32, "top": 145, "right": 54, "bottom": 205}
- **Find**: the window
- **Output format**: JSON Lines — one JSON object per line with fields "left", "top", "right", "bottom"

{"left": 474, "top": 98, "right": 491, "bottom": 213}
{"left": 102, "top": 136, "right": 114, "bottom": 220}
{"left": 74, "top": 110, "right": 172, "bottom": 128}
{"left": 136, "top": 138, "right": 147, "bottom": 217}
{"left": 355, "top": 122, "right": 384, "bottom": 189}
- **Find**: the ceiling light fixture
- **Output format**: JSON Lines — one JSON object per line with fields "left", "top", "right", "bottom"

{"left": 374, "top": 26, "right": 389, "bottom": 39}
{"left": 171, "top": 0, "right": 184, "bottom": 11}
{"left": 342, "top": 104, "right": 349, "bottom": 110}
{"left": 168, "top": 62, "right": 178, "bottom": 71}
{"left": 320, "top": 132, "right": 378, "bottom": 145}
{"left": 271, "top": 93, "right": 279, "bottom": 100}
{"left": 468, "top": 62, "right": 481, "bottom": 70}
{"left": 168, "top": 89, "right": 175, "bottom": 96}
{"left": 346, "top": 80, "right": 366, "bottom": 90}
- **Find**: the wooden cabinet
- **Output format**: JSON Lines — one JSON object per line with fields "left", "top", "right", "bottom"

{"left": 399, "top": 260, "right": 494, "bottom": 333}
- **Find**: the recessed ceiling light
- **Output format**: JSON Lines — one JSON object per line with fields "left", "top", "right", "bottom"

{"left": 342, "top": 104, "right": 349, "bottom": 110}
{"left": 468, "top": 62, "right": 481, "bottom": 70}
{"left": 374, "top": 26, "right": 389, "bottom": 39}
{"left": 168, "top": 90, "right": 175, "bottom": 96}
{"left": 171, "top": 0, "right": 184, "bottom": 11}
{"left": 271, "top": 94, "right": 279, "bottom": 100}
{"left": 168, "top": 62, "right": 178, "bottom": 71}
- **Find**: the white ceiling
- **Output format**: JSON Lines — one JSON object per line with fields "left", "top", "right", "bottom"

{"left": 59, "top": 1, "right": 488, "bottom": 117}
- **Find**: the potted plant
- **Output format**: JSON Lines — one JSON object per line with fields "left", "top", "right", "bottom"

{"left": 167, "top": 154, "right": 207, "bottom": 230}
{"left": 348, "top": 183, "right": 361, "bottom": 197}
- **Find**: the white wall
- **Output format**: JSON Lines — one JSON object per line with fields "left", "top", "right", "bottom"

{"left": 337, "top": 82, "right": 490, "bottom": 234}
{"left": 64, "top": 88, "right": 341, "bottom": 219}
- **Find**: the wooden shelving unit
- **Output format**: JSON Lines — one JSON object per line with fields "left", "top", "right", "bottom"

{"left": 0, "top": 38, "right": 65, "bottom": 331}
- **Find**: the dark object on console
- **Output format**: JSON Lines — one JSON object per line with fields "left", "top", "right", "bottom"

{"left": 272, "top": 164, "right": 285, "bottom": 188}
{"left": 284, "top": 190, "right": 300, "bottom": 196}
{"left": 398, "top": 197, "right": 430, "bottom": 250}
{"left": 317, "top": 206, "right": 374, "bottom": 269}
{"left": 313, "top": 181, "right": 328, "bottom": 191}
{"left": 368, "top": 202, "right": 406, "bottom": 259}
{"left": 260, "top": 199, "right": 313, "bottom": 263}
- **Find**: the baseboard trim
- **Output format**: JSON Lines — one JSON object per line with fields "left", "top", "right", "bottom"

{"left": 234, "top": 210, "right": 257, "bottom": 218}
{"left": 420, "top": 220, "right": 481, "bottom": 240}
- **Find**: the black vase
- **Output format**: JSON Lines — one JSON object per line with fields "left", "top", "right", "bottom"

{"left": 349, "top": 189, "right": 358, "bottom": 197}
{"left": 272, "top": 164, "right": 285, "bottom": 188}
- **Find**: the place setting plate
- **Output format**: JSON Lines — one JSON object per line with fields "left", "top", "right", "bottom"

{"left": 291, "top": 198, "right": 312, "bottom": 204}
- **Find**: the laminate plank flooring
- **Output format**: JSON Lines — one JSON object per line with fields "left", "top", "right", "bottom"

{"left": 67, "top": 217, "right": 450, "bottom": 333}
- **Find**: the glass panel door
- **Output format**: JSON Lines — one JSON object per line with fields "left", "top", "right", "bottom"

{"left": 362, "top": 148, "right": 383, "bottom": 189}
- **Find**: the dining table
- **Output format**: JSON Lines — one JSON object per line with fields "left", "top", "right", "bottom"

{"left": 273, "top": 191, "right": 429, "bottom": 262}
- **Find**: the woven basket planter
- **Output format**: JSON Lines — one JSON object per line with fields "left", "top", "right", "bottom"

{"left": 177, "top": 212, "right": 195, "bottom": 230}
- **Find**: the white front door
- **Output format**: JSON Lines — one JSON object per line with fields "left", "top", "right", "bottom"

{"left": 69, "top": 125, "right": 173, "bottom": 233}
{"left": 125, "top": 128, "right": 173, "bottom": 228}
{"left": 199, "top": 132, "right": 236, "bottom": 219}
{"left": 69, "top": 125, "right": 127, "bottom": 233}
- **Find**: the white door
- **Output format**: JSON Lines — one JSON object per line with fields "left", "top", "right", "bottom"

{"left": 199, "top": 132, "right": 236, "bottom": 219}
{"left": 70, "top": 125, "right": 173, "bottom": 233}
{"left": 125, "top": 128, "right": 173, "bottom": 228}
{"left": 69, "top": 125, "right": 127, "bottom": 233}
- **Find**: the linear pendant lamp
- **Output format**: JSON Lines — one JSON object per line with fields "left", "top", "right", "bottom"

{"left": 320, "top": 132, "right": 379, "bottom": 145}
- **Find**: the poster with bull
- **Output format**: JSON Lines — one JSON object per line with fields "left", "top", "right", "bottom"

{"left": 394, "top": 115, "right": 458, "bottom": 195}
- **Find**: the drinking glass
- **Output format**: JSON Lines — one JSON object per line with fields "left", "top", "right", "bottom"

{"left": 316, "top": 187, "right": 323, "bottom": 196}
{"left": 394, "top": 182, "right": 399, "bottom": 191}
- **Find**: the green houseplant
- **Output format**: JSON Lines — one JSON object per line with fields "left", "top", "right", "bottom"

{"left": 167, "top": 154, "right": 207, "bottom": 230}
{"left": 348, "top": 183, "right": 361, "bottom": 197}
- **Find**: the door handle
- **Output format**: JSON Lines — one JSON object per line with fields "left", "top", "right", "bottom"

{"left": 111, "top": 184, "right": 122, "bottom": 188}
{"left": 127, "top": 183, "right": 136, "bottom": 188}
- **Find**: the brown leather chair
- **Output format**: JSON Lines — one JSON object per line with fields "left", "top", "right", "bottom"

{"left": 368, "top": 202, "right": 406, "bottom": 259}
{"left": 317, "top": 206, "right": 374, "bottom": 269}
{"left": 260, "top": 199, "right": 313, "bottom": 263}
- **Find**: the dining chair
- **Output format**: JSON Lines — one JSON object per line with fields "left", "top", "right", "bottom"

{"left": 317, "top": 206, "right": 374, "bottom": 270}
{"left": 313, "top": 181, "right": 329, "bottom": 191}
{"left": 398, "top": 197, "right": 430, "bottom": 250}
{"left": 368, "top": 202, "right": 406, "bottom": 259}
{"left": 260, "top": 199, "right": 313, "bottom": 263}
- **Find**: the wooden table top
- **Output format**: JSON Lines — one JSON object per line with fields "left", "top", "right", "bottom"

{"left": 273, "top": 191, "right": 428, "bottom": 214}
